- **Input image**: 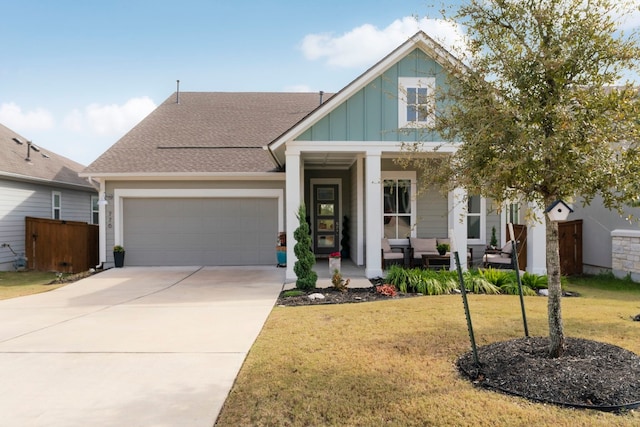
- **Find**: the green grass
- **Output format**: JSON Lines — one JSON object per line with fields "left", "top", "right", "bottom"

{"left": 0, "top": 271, "right": 67, "bottom": 300}
{"left": 216, "top": 274, "right": 640, "bottom": 426}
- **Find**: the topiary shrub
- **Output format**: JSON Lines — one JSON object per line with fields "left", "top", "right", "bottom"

{"left": 293, "top": 204, "right": 317, "bottom": 290}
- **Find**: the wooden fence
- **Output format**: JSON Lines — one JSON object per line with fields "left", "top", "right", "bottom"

{"left": 25, "top": 217, "right": 98, "bottom": 273}
{"left": 559, "top": 219, "right": 583, "bottom": 276}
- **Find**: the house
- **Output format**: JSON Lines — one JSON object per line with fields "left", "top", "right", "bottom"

{"left": 0, "top": 123, "right": 98, "bottom": 271}
{"left": 81, "top": 31, "right": 548, "bottom": 279}
{"left": 570, "top": 197, "right": 640, "bottom": 280}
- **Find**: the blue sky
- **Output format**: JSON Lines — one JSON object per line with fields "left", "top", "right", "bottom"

{"left": 1, "top": 0, "right": 638, "bottom": 165}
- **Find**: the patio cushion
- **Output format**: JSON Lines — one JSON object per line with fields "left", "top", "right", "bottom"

{"left": 381, "top": 238, "right": 392, "bottom": 253}
{"left": 410, "top": 237, "right": 437, "bottom": 253}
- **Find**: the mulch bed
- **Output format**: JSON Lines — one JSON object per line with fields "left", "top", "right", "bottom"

{"left": 278, "top": 286, "right": 640, "bottom": 412}
{"left": 458, "top": 337, "right": 640, "bottom": 411}
{"left": 276, "top": 286, "right": 419, "bottom": 306}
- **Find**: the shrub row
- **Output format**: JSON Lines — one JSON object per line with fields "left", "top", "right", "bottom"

{"left": 384, "top": 265, "right": 549, "bottom": 296}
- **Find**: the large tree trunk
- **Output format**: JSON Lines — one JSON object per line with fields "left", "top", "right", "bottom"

{"left": 546, "top": 216, "right": 565, "bottom": 357}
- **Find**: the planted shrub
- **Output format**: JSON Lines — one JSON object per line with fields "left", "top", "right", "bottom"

{"left": 293, "top": 204, "right": 317, "bottom": 290}
{"left": 500, "top": 281, "right": 537, "bottom": 296}
{"left": 376, "top": 284, "right": 397, "bottom": 297}
{"left": 463, "top": 271, "right": 501, "bottom": 294}
{"left": 520, "top": 272, "right": 548, "bottom": 290}
{"left": 331, "top": 269, "right": 349, "bottom": 292}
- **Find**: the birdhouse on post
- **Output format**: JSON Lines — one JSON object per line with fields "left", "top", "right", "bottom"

{"left": 545, "top": 200, "right": 573, "bottom": 222}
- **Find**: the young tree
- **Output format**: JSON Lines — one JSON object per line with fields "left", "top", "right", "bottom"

{"left": 418, "top": 0, "right": 640, "bottom": 357}
{"left": 293, "top": 204, "right": 317, "bottom": 290}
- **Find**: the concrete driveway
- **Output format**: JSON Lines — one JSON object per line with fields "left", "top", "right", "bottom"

{"left": 0, "top": 266, "right": 284, "bottom": 426}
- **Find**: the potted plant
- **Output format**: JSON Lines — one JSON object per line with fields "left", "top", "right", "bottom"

{"left": 329, "top": 251, "right": 341, "bottom": 273}
{"left": 436, "top": 243, "right": 449, "bottom": 256}
{"left": 490, "top": 226, "right": 498, "bottom": 249}
{"left": 113, "top": 245, "right": 125, "bottom": 268}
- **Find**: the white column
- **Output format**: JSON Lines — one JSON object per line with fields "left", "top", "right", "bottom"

{"left": 285, "top": 149, "right": 301, "bottom": 282}
{"left": 448, "top": 187, "right": 468, "bottom": 270}
{"left": 356, "top": 155, "right": 364, "bottom": 266}
{"left": 365, "top": 151, "right": 382, "bottom": 278}
{"left": 527, "top": 203, "right": 547, "bottom": 274}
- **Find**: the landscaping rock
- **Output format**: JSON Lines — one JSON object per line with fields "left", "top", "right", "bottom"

{"left": 307, "top": 293, "right": 325, "bottom": 301}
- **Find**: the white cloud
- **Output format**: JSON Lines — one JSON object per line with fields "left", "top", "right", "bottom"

{"left": 300, "top": 16, "right": 467, "bottom": 68}
{"left": 284, "top": 84, "right": 315, "bottom": 92}
{"left": 65, "top": 96, "right": 157, "bottom": 135}
{"left": 0, "top": 102, "right": 55, "bottom": 131}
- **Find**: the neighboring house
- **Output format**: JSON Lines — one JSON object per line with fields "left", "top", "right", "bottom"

{"left": 81, "top": 31, "right": 548, "bottom": 279}
{"left": 0, "top": 123, "right": 98, "bottom": 271}
{"left": 571, "top": 197, "right": 640, "bottom": 279}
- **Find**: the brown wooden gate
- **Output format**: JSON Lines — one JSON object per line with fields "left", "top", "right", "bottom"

{"left": 25, "top": 217, "right": 99, "bottom": 273}
{"left": 509, "top": 224, "right": 528, "bottom": 271}
{"left": 558, "top": 219, "right": 583, "bottom": 276}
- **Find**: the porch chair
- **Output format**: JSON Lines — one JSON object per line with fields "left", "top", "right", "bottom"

{"left": 381, "top": 238, "right": 406, "bottom": 269}
{"left": 483, "top": 241, "right": 514, "bottom": 269}
{"left": 408, "top": 237, "right": 440, "bottom": 267}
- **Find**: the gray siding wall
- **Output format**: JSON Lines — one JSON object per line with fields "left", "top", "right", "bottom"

{"left": 0, "top": 178, "right": 96, "bottom": 271}
{"left": 571, "top": 196, "right": 640, "bottom": 271}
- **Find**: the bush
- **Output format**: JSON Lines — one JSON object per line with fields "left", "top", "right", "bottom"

{"left": 293, "top": 204, "right": 317, "bottom": 290}
{"left": 520, "top": 272, "right": 548, "bottom": 290}
{"left": 376, "top": 284, "right": 397, "bottom": 297}
{"left": 463, "top": 271, "right": 501, "bottom": 294}
{"left": 500, "top": 281, "right": 537, "bottom": 296}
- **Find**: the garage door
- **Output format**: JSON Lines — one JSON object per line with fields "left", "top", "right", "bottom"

{"left": 123, "top": 198, "right": 277, "bottom": 266}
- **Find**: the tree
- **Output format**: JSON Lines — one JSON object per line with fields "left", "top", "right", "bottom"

{"left": 293, "top": 204, "right": 317, "bottom": 290}
{"left": 412, "top": 0, "right": 640, "bottom": 357}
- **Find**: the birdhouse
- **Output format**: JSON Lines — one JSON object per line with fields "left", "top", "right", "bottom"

{"left": 545, "top": 200, "right": 573, "bottom": 222}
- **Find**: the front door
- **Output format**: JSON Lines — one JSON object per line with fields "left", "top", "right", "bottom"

{"left": 313, "top": 184, "right": 340, "bottom": 255}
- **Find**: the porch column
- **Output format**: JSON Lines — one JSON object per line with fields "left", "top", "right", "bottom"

{"left": 527, "top": 203, "right": 547, "bottom": 275}
{"left": 285, "top": 149, "right": 302, "bottom": 282}
{"left": 356, "top": 155, "right": 364, "bottom": 266}
{"left": 448, "top": 187, "right": 468, "bottom": 270}
{"left": 365, "top": 151, "right": 382, "bottom": 278}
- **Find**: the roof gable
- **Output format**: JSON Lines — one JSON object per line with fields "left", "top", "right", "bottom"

{"left": 0, "top": 123, "right": 95, "bottom": 190}
{"left": 267, "top": 31, "right": 466, "bottom": 163}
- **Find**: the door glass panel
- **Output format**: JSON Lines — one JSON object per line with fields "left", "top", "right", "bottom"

{"left": 317, "top": 235, "right": 335, "bottom": 248}
{"left": 318, "top": 203, "right": 334, "bottom": 216}
{"left": 317, "top": 219, "right": 334, "bottom": 231}
{"left": 317, "top": 188, "right": 334, "bottom": 201}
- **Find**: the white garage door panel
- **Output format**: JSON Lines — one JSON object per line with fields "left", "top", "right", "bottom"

{"left": 123, "top": 198, "right": 277, "bottom": 266}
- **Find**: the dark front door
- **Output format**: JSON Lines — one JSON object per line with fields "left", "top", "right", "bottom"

{"left": 313, "top": 184, "right": 340, "bottom": 255}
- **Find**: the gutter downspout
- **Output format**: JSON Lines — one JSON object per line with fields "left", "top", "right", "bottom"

{"left": 97, "top": 179, "right": 107, "bottom": 269}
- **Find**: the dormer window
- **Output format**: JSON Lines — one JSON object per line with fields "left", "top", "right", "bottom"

{"left": 398, "top": 77, "right": 435, "bottom": 128}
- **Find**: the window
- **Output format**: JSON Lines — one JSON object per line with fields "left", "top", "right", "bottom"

{"left": 467, "top": 195, "right": 486, "bottom": 244}
{"left": 91, "top": 196, "right": 99, "bottom": 224}
{"left": 52, "top": 191, "right": 61, "bottom": 220}
{"left": 382, "top": 172, "right": 416, "bottom": 239}
{"left": 398, "top": 77, "right": 435, "bottom": 128}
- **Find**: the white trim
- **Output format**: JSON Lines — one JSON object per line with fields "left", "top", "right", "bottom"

{"left": 78, "top": 172, "right": 285, "bottom": 180}
{"left": 112, "top": 188, "right": 284, "bottom": 249}
{"left": 398, "top": 77, "right": 436, "bottom": 128}
{"left": 356, "top": 156, "right": 364, "bottom": 266}
{"left": 381, "top": 171, "right": 417, "bottom": 239}
{"left": 98, "top": 181, "right": 107, "bottom": 267}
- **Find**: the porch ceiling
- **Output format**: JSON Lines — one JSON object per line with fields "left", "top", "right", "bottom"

{"left": 302, "top": 152, "right": 358, "bottom": 169}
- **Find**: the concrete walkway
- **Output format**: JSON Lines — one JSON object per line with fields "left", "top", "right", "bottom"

{"left": 0, "top": 266, "right": 284, "bottom": 426}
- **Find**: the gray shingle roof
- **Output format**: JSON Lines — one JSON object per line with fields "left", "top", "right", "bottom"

{"left": 0, "top": 123, "right": 95, "bottom": 189}
{"left": 83, "top": 92, "right": 326, "bottom": 175}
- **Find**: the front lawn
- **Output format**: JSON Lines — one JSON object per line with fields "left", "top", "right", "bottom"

{"left": 0, "top": 271, "right": 68, "bottom": 300}
{"left": 216, "top": 275, "right": 640, "bottom": 426}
